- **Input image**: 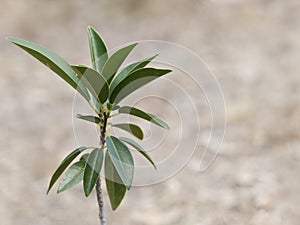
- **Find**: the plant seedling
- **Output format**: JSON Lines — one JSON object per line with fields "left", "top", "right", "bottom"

{"left": 7, "top": 26, "right": 171, "bottom": 224}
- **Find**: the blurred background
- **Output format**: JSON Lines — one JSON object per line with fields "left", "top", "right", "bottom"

{"left": 0, "top": 0, "right": 299, "bottom": 224}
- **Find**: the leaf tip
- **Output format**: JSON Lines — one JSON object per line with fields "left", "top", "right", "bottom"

{"left": 46, "top": 186, "right": 51, "bottom": 195}
{"left": 151, "top": 53, "right": 159, "bottom": 58}
{"left": 84, "top": 189, "right": 91, "bottom": 197}
{"left": 5, "top": 36, "right": 15, "bottom": 43}
{"left": 87, "top": 25, "right": 95, "bottom": 32}
{"left": 138, "top": 135, "right": 144, "bottom": 140}
{"left": 83, "top": 187, "right": 89, "bottom": 197}
{"left": 130, "top": 42, "right": 138, "bottom": 48}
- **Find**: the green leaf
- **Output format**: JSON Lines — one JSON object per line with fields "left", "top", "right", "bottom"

{"left": 57, "top": 161, "right": 85, "bottom": 193}
{"left": 83, "top": 148, "right": 104, "bottom": 197}
{"left": 106, "top": 136, "right": 134, "bottom": 189}
{"left": 105, "top": 152, "right": 127, "bottom": 210}
{"left": 109, "top": 67, "right": 172, "bottom": 104}
{"left": 87, "top": 26, "right": 108, "bottom": 73}
{"left": 89, "top": 94, "right": 101, "bottom": 114}
{"left": 72, "top": 65, "right": 109, "bottom": 103}
{"left": 112, "top": 105, "right": 121, "bottom": 111}
{"left": 80, "top": 153, "right": 90, "bottom": 161}
{"left": 76, "top": 114, "right": 101, "bottom": 124}
{"left": 112, "top": 123, "right": 144, "bottom": 140}
{"left": 118, "top": 106, "right": 169, "bottom": 129}
{"left": 101, "top": 43, "right": 138, "bottom": 84}
{"left": 110, "top": 54, "right": 158, "bottom": 92}
{"left": 47, "top": 146, "right": 88, "bottom": 194}
{"left": 120, "top": 137, "right": 156, "bottom": 169}
{"left": 6, "top": 37, "right": 90, "bottom": 102}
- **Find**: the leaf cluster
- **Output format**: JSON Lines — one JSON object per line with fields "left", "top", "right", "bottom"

{"left": 7, "top": 26, "right": 171, "bottom": 210}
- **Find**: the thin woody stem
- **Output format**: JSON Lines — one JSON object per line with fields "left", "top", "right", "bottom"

{"left": 96, "top": 112, "right": 109, "bottom": 225}
{"left": 96, "top": 177, "right": 105, "bottom": 225}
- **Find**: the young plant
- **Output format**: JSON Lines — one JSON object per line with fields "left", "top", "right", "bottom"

{"left": 6, "top": 26, "right": 171, "bottom": 224}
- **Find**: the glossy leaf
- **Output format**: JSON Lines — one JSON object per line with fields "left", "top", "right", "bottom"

{"left": 90, "top": 94, "right": 101, "bottom": 114}
{"left": 6, "top": 37, "right": 90, "bottom": 102}
{"left": 76, "top": 114, "right": 101, "bottom": 124}
{"left": 80, "top": 153, "right": 90, "bottom": 161}
{"left": 57, "top": 161, "right": 85, "bottom": 193}
{"left": 87, "top": 26, "right": 108, "bottom": 73}
{"left": 106, "top": 136, "right": 134, "bottom": 189}
{"left": 110, "top": 54, "right": 158, "bottom": 91}
{"left": 101, "top": 43, "right": 138, "bottom": 84}
{"left": 112, "top": 105, "right": 120, "bottom": 111}
{"left": 83, "top": 148, "right": 104, "bottom": 197}
{"left": 112, "top": 123, "right": 143, "bottom": 140}
{"left": 105, "top": 152, "right": 127, "bottom": 210}
{"left": 118, "top": 106, "right": 169, "bottom": 129}
{"left": 109, "top": 67, "right": 172, "bottom": 104}
{"left": 120, "top": 137, "right": 156, "bottom": 169}
{"left": 47, "top": 146, "right": 88, "bottom": 194}
{"left": 72, "top": 65, "right": 109, "bottom": 103}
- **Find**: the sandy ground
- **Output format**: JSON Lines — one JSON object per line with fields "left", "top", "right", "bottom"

{"left": 0, "top": 0, "right": 299, "bottom": 224}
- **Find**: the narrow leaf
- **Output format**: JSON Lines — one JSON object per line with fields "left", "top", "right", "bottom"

{"left": 6, "top": 37, "right": 90, "bottom": 102}
{"left": 120, "top": 137, "right": 156, "bottom": 169}
{"left": 101, "top": 43, "right": 138, "bottom": 84}
{"left": 109, "top": 67, "right": 172, "bottom": 104}
{"left": 76, "top": 114, "right": 101, "bottom": 124}
{"left": 105, "top": 152, "right": 126, "bottom": 210}
{"left": 112, "top": 123, "right": 143, "bottom": 140}
{"left": 80, "top": 153, "right": 90, "bottom": 161}
{"left": 119, "top": 106, "right": 169, "bottom": 129}
{"left": 83, "top": 148, "right": 104, "bottom": 197}
{"left": 110, "top": 54, "right": 158, "bottom": 91}
{"left": 47, "top": 146, "right": 88, "bottom": 193}
{"left": 90, "top": 94, "right": 101, "bottom": 114}
{"left": 72, "top": 65, "right": 109, "bottom": 103}
{"left": 112, "top": 105, "right": 120, "bottom": 111}
{"left": 106, "top": 136, "right": 134, "bottom": 189}
{"left": 87, "top": 26, "right": 108, "bottom": 72}
{"left": 57, "top": 161, "right": 85, "bottom": 193}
